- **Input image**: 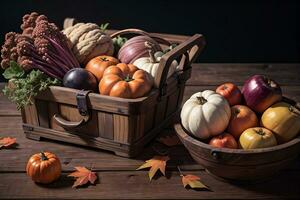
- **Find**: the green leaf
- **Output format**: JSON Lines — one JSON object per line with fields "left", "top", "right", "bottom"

{"left": 100, "top": 23, "right": 109, "bottom": 32}
{"left": 2, "top": 69, "right": 60, "bottom": 109}
{"left": 3, "top": 61, "right": 25, "bottom": 80}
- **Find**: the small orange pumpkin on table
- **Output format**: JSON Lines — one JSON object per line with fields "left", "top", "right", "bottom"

{"left": 26, "top": 152, "right": 61, "bottom": 184}
{"left": 99, "top": 63, "right": 153, "bottom": 98}
{"left": 85, "top": 55, "right": 119, "bottom": 81}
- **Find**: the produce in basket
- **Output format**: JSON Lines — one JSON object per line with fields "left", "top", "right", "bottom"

{"left": 1, "top": 12, "right": 80, "bottom": 80}
{"left": 118, "top": 35, "right": 162, "bottom": 64}
{"left": 261, "top": 102, "right": 300, "bottom": 143}
{"left": 85, "top": 55, "right": 119, "bottom": 81}
{"left": 180, "top": 90, "right": 231, "bottom": 139}
{"left": 63, "top": 23, "right": 114, "bottom": 64}
{"left": 216, "top": 82, "right": 242, "bottom": 106}
{"left": 227, "top": 105, "right": 259, "bottom": 139}
{"left": 133, "top": 42, "right": 178, "bottom": 80}
{"left": 26, "top": 151, "right": 61, "bottom": 184}
{"left": 63, "top": 68, "right": 98, "bottom": 92}
{"left": 99, "top": 63, "right": 153, "bottom": 98}
{"left": 1, "top": 12, "right": 80, "bottom": 109}
{"left": 242, "top": 75, "right": 282, "bottom": 113}
{"left": 209, "top": 133, "right": 238, "bottom": 149}
{"left": 239, "top": 127, "right": 277, "bottom": 149}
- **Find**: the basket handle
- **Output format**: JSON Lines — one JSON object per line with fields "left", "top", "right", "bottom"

{"left": 53, "top": 114, "right": 89, "bottom": 129}
{"left": 155, "top": 34, "right": 205, "bottom": 91}
{"left": 110, "top": 28, "right": 172, "bottom": 46}
{"left": 53, "top": 90, "right": 92, "bottom": 129}
{"left": 63, "top": 18, "right": 78, "bottom": 29}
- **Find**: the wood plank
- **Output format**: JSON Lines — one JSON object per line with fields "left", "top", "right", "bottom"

{"left": 35, "top": 100, "right": 49, "bottom": 128}
{"left": 0, "top": 170, "right": 299, "bottom": 199}
{"left": 98, "top": 112, "right": 114, "bottom": 140}
{"left": 187, "top": 63, "right": 300, "bottom": 86}
{"left": 113, "top": 114, "right": 133, "bottom": 144}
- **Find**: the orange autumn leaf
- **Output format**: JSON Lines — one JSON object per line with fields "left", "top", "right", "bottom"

{"left": 181, "top": 174, "right": 208, "bottom": 189}
{"left": 68, "top": 166, "right": 97, "bottom": 188}
{"left": 136, "top": 156, "right": 170, "bottom": 181}
{"left": 157, "top": 135, "right": 182, "bottom": 147}
{"left": 0, "top": 137, "right": 16, "bottom": 149}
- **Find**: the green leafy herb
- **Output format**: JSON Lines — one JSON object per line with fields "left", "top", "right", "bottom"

{"left": 112, "top": 36, "right": 128, "bottom": 53}
{"left": 2, "top": 70, "right": 60, "bottom": 110}
{"left": 100, "top": 23, "right": 109, "bottom": 32}
{"left": 3, "top": 61, "right": 25, "bottom": 79}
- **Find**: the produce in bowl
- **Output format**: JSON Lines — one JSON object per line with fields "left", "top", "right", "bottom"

{"left": 261, "top": 102, "right": 300, "bottom": 143}
{"left": 99, "top": 63, "right": 153, "bottom": 98}
{"left": 181, "top": 90, "right": 231, "bottom": 139}
{"left": 242, "top": 75, "right": 282, "bottom": 113}
{"left": 63, "top": 68, "right": 98, "bottom": 92}
{"left": 85, "top": 55, "right": 119, "bottom": 81}
{"left": 239, "top": 127, "right": 277, "bottom": 149}
{"left": 216, "top": 82, "right": 242, "bottom": 106}
{"left": 133, "top": 42, "right": 178, "bottom": 80}
{"left": 26, "top": 151, "right": 61, "bottom": 184}
{"left": 227, "top": 105, "right": 259, "bottom": 139}
{"left": 209, "top": 133, "right": 238, "bottom": 149}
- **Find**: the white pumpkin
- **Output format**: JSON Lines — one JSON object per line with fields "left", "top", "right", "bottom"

{"left": 180, "top": 90, "right": 231, "bottom": 139}
{"left": 133, "top": 49, "right": 178, "bottom": 80}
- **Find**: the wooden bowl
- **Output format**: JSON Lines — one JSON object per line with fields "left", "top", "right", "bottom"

{"left": 175, "top": 123, "right": 300, "bottom": 182}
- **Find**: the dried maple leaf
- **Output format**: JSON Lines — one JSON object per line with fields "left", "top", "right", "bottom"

{"left": 136, "top": 156, "right": 170, "bottom": 181}
{"left": 157, "top": 135, "right": 182, "bottom": 147}
{"left": 181, "top": 174, "right": 208, "bottom": 189}
{"left": 68, "top": 166, "right": 97, "bottom": 188}
{"left": 0, "top": 137, "right": 16, "bottom": 149}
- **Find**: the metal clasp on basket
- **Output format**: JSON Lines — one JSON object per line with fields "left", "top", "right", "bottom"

{"left": 76, "top": 90, "right": 92, "bottom": 117}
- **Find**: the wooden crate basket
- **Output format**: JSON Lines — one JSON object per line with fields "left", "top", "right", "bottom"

{"left": 21, "top": 28, "right": 205, "bottom": 157}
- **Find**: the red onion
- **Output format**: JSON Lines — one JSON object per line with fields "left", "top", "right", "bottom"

{"left": 118, "top": 36, "right": 162, "bottom": 64}
{"left": 242, "top": 75, "right": 282, "bottom": 113}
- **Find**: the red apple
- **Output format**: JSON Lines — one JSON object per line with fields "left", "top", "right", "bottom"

{"left": 216, "top": 82, "right": 242, "bottom": 106}
{"left": 209, "top": 133, "right": 238, "bottom": 149}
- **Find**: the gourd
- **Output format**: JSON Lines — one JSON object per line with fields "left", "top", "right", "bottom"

{"left": 181, "top": 90, "right": 231, "bottom": 139}
{"left": 26, "top": 152, "right": 61, "bottom": 184}
{"left": 99, "top": 63, "right": 153, "bottom": 98}
{"left": 118, "top": 35, "right": 162, "bottom": 64}
{"left": 133, "top": 42, "right": 178, "bottom": 80}
{"left": 63, "top": 23, "right": 114, "bottom": 64}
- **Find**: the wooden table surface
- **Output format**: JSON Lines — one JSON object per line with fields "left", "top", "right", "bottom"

{"left": 1, "top": 62, "right": 300, "bottom": 199}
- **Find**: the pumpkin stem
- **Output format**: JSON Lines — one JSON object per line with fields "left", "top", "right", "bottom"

{"left": 144, "top": 41, "right": 158, "bottom": 63}
{"left": 100, "top": 57, "right": 108, "bottom": 62}
{"left": 255, "top": 128, "right": 265, "bottom": 136}
{"left": 124, "top": 74, "right": 134, "bottom": 82}
{"left": 40, "top": 152, "right": 48, "bottom": 161}
{"left": 196, "top": 96, "right": 207, "bottom": 105}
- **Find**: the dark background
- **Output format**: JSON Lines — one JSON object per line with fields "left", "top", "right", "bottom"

{"left": 0, "top": 0, "right": 299, "bottom": 82}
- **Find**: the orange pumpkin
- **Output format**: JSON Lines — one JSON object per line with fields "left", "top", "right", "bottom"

{"left": 227, "top": 105, "right": 259, "bottom": 139}
{"left": 26, "top": 152, "right": 61, "bottom": 184}
{"left": 99, "top": 63, "right": 153, "bottom": 98}
{"left": 85, "top": 55, "right": 119, "bottom": 81}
